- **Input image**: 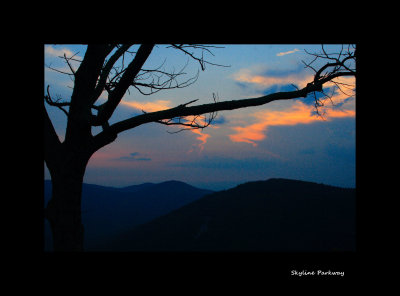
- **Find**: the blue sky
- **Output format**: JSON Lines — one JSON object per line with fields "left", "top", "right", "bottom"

{"left": 44, "top": 44, "right": 356, "bottom": 191}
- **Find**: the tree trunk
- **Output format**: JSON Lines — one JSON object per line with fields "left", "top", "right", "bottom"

{"left": 45, "top": 155, "right": 88, "bottom": 252}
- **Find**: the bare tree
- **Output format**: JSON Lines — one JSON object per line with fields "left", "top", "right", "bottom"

{"left": 44, "top": 44, "right": 356, "bottom": 251}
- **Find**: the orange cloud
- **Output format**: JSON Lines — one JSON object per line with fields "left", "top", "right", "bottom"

{"left": 120, "top": 101, "right": 214, "bottom": 152}
{"left": 189, "top": 129, "right": 210, "bottom": 152}
{"left": 181, "top": 115, "right": 214, "bottom": 152}
{"left": 229, "top": 101, "right": 355, "bottom": 146}
{"left": 120, "top": 99, "right": 172, "bottom": 112}
{"left": 324, "top": 76, "right": 356, "bottom": 105}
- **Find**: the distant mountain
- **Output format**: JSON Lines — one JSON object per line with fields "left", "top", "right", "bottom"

{"left": 105, "top": 178, "right": 356, "bottom": 252}
{"left": 44, "top": 180, "right": 213, "bottom": 251}
{"left": 118, "top": 182, "right": 155, "bottom": 193}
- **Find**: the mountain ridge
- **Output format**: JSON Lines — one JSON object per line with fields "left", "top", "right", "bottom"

{"left": 105, "top": 178, "right": 356, "bottom": 252}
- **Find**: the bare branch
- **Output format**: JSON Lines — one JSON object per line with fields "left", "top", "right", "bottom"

{"left": 91, "top": 44, "right": 230, "bottom": 127}
{"left": 132, "top": 69, "right": 199, "bottom": 95}
{"left": 92, "top": 44, "right": 133, "bottom": 104}
{"left": 92, "top": 44, "right": 155, "bottom": 126}
{"left": 46, "top": 64, "right": 75, "bottom": 76}
{"left": 63, "top": 53, "right": 76, "bottom": 76}
{"left": 168, "top": 44, "right": 230, "bottom": 71}
{"left": 154, "top": 99, "right": 216, "bottom": 133}
{"left": 46, "top": 50, "right": 83, "bottom": 79}
{"left": 44, "top": 85, "right": 70, "bottom": 117}
{"left": 87, "top": 45, "right": 356, "bottom": 153}
{"left": 129, "top": 57, "right": 201, "bottom": 96}
{"left": 301, "top": 44, "right": 356, "bottom": 115}
{"left": 159, "top": 113, "right": 217, "bottom": 134}
{"left": 97, "top": 81, "right": 330, "bottom": 139}
{"left": 157, "top": 110, "right": 218, "bottom": 134}
{"left": 291, "top": 84, "right": 300, "bottom": 91}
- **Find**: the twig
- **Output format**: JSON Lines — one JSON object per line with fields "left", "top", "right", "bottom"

{"left": 44, "top": 85, "right": 69, "bottom": 117}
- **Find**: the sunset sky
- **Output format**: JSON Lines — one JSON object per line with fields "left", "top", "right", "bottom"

{"left": 44, "top": 44, "right": 356, "bottom": 191}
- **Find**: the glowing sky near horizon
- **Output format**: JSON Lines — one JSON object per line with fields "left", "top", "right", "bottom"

{"left": 44, "top": 44, "right": 356, "bottom": 190}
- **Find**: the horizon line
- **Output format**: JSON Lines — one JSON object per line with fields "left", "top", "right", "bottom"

{"left": 43, "top": 177, "right": 356, "bottom": 191}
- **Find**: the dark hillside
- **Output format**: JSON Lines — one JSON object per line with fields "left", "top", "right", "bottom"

{"left": 107, "top": 178, "right": 355, "bottom": 252}
{"left": 44, "top": 180, "right": 213, "bottom": 251}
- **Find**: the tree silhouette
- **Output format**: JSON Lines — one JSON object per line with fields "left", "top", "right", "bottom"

{"left": 44, "top": 44, "right": 356, "bottom": 251}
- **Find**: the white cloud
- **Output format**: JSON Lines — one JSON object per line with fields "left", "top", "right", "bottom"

{"left": 277, "top": 48, "right": 300, "bottom": 56}
{"left": 45, "top": 45, "right": 83, "bottom": 78}
{"left": 45, "top": 45, "right": 77, "bottom": 58}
